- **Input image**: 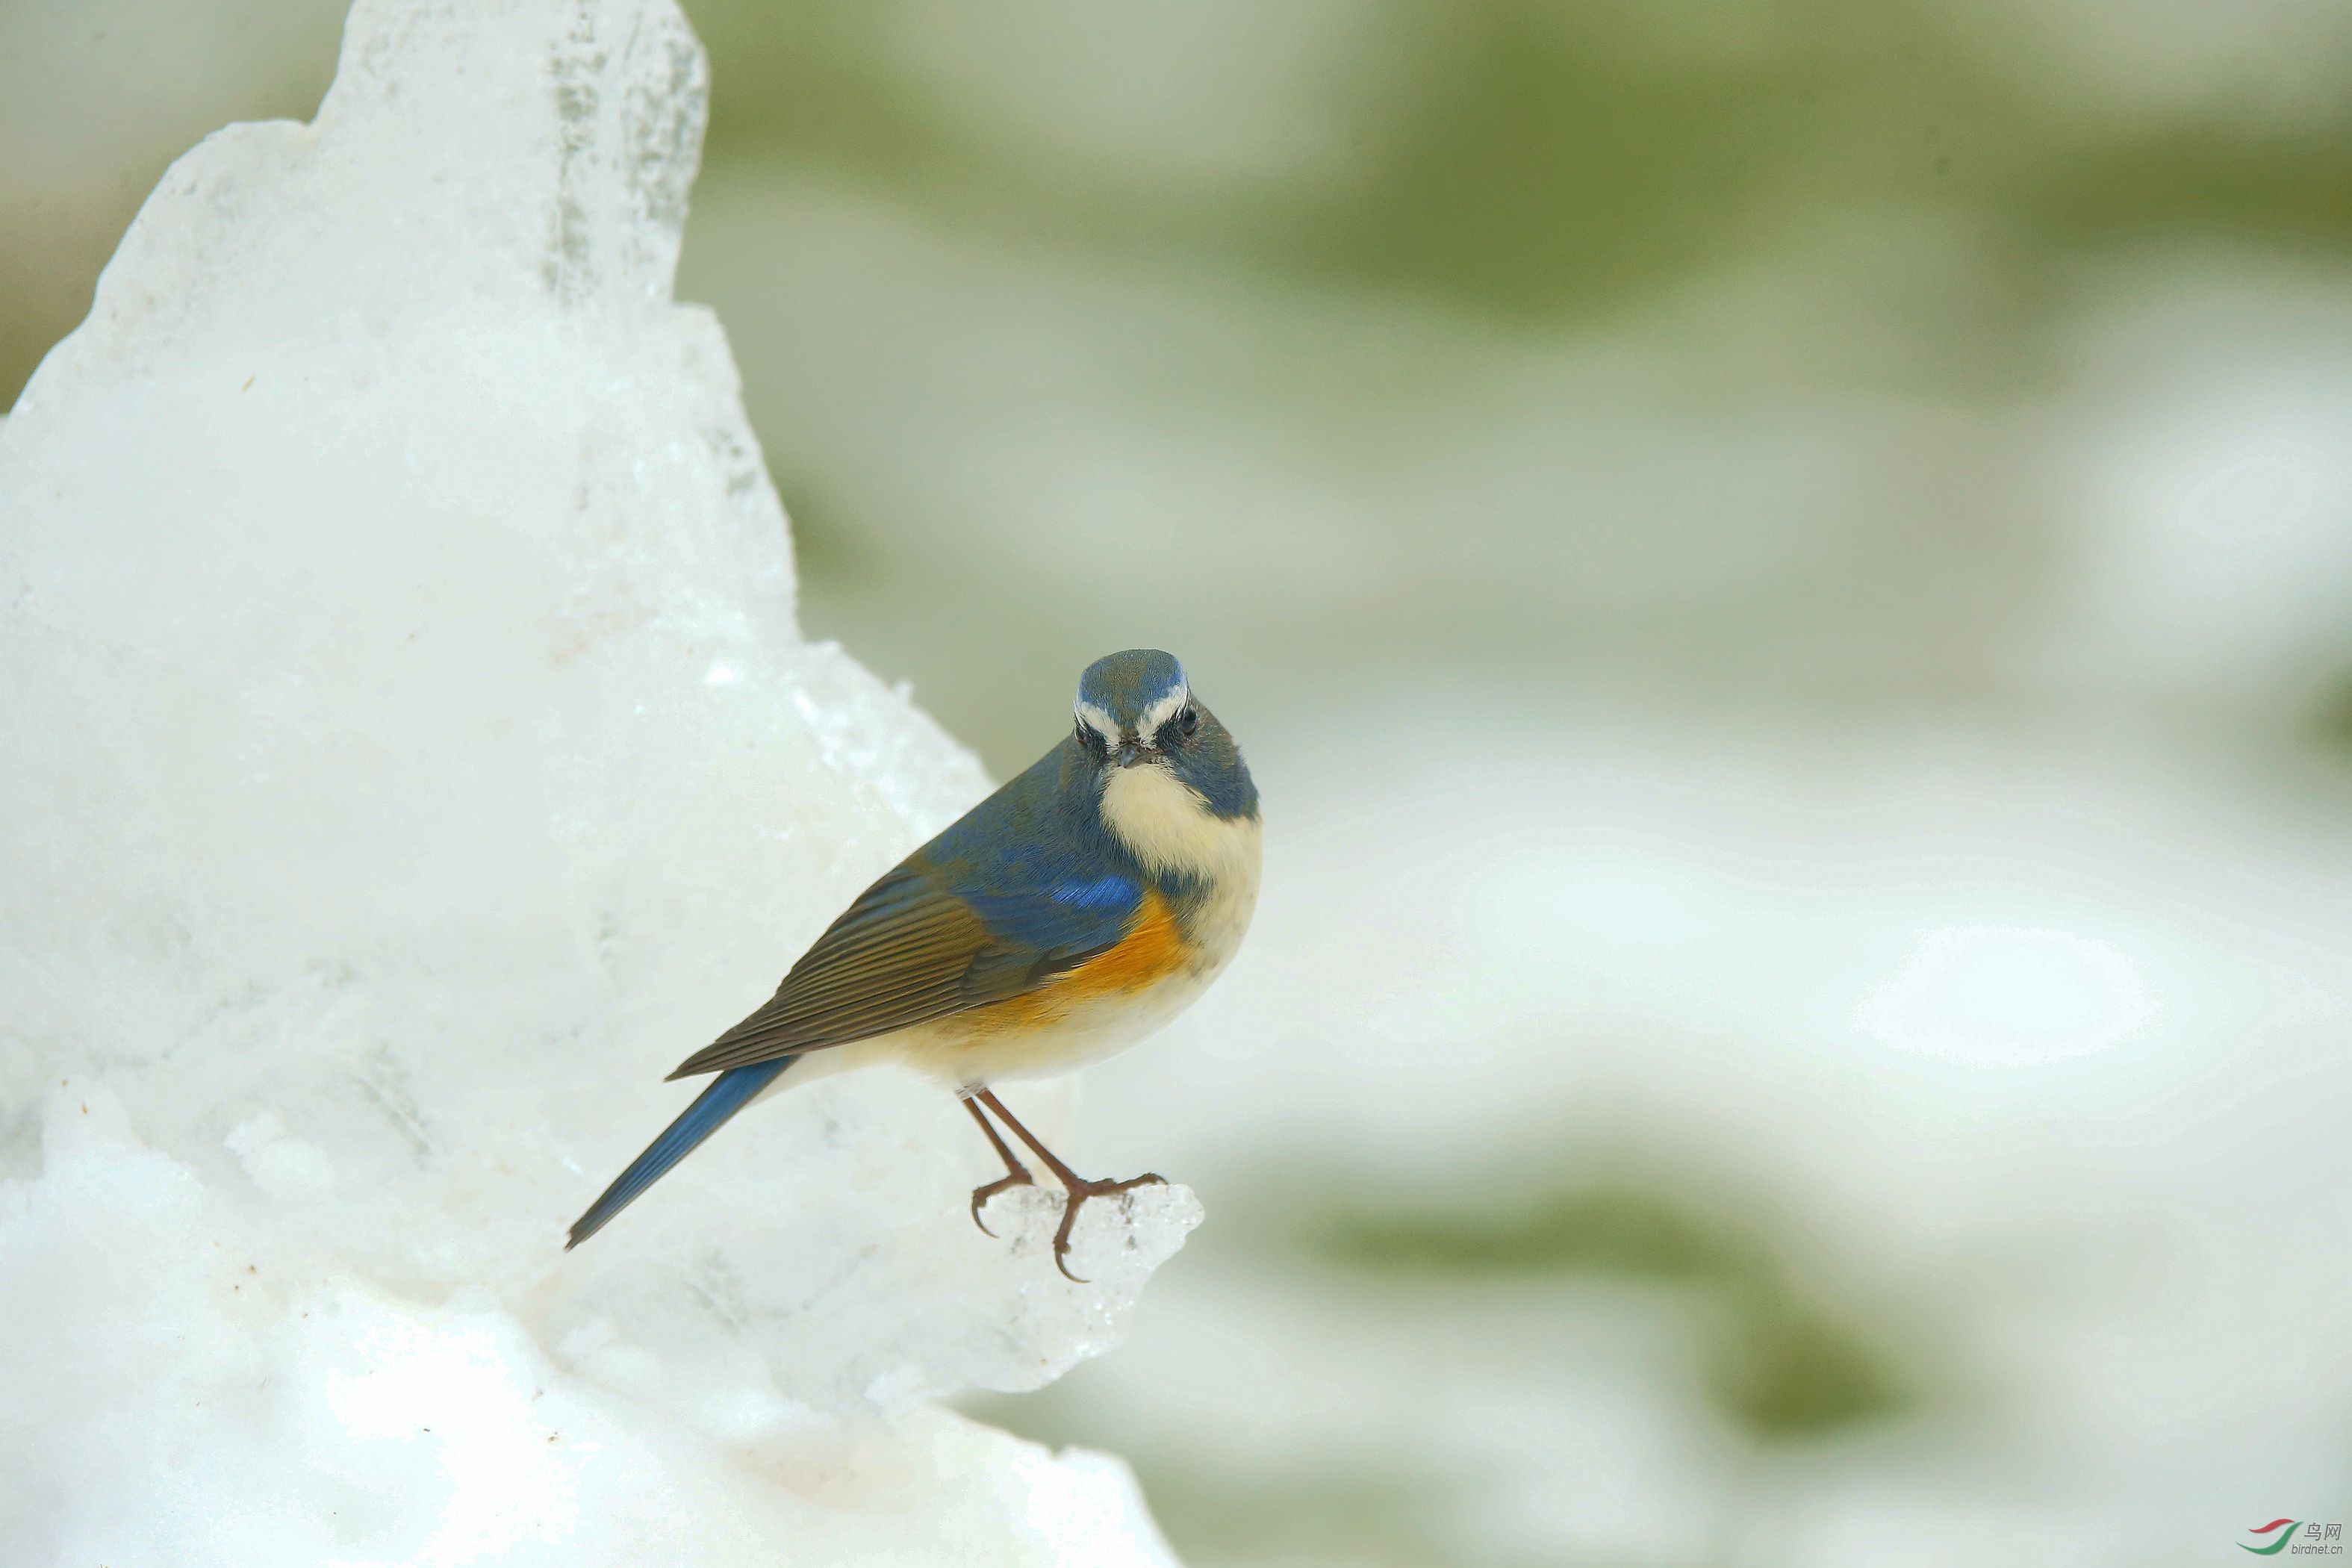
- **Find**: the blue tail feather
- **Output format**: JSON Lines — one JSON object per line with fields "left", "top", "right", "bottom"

{"left": 566, "top": 1059, "right": 791, "bottom": 1249}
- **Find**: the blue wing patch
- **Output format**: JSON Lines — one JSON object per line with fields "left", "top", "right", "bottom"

{"left": 1049, "top": 874, "right": 1140, "bottom": 911}
{"left": 961, "top": 871, "right": 1139, "bottom": 951}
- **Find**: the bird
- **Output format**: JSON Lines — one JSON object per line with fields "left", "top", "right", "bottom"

{"left": 565, "top": 648, "right": 1261, "bottom": 1279}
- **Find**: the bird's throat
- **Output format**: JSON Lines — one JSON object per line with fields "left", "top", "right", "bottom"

{"left": 1098, "top": 763, "right": 1260, "bottom": 885}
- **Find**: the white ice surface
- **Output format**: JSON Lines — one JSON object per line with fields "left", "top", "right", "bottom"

{"left": 0, "top": 0, "right": 1194, "bottom": 1561}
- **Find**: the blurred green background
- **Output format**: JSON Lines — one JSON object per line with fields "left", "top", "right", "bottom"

{"left": 10, "top": 1, "right": 2352, "bottom": 1561}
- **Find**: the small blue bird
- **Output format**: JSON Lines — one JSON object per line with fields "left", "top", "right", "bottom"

{"left": 567, "top": 650, "right": 1261, "bottom": 1278}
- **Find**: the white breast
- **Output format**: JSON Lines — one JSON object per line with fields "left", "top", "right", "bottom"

{"left": 1101, "top": 756, "right": 1262, "bottom": 992}
{"left": 1166, "top": 815, "right": 1262, "bottom": 979}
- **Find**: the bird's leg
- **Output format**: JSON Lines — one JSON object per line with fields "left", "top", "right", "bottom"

{"left": 975, "top": 1089, "right": 1165, "bottom": 1282}
{"left": 963, "top": 1094, "right": 1034, "bottom": 1237}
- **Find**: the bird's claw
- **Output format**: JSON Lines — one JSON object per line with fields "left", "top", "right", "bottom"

{"left": 1051, "top": 1172, "right": 1167, "bottom": 1283}
{"left": 969, "top": 1169, "right": 1036, "bottom": 1238}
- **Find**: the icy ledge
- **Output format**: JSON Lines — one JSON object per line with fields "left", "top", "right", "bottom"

{"left": 0, "top": 1, "right": 1196, "bottom": 1561}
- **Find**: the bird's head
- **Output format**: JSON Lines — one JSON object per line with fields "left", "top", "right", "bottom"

{"left": 1071, "top": 648, "right": 1255, "bottom": 823}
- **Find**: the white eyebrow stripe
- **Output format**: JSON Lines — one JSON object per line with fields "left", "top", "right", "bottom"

{"left": 1074, "top": 697, "right": 1122, "bottom": 746}
{"left": 1135, "top": 682, "right": 1189, "bottom": 744}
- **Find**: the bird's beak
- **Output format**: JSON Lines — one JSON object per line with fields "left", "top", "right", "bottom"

{"left": 1116, "top": 738, "right": 1153, "bottom": 768}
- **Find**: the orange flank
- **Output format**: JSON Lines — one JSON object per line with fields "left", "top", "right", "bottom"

{"left": 1069, "top": 890, "right": 1192, "bottom": 993}
{"left": 956, "top": 891, "right": 1192, "bottom": 1036}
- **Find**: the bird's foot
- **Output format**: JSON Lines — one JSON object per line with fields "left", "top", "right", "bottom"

{"left": 969, "top": 1169, "right": 1036, "bottom": 1238}
{"left": 1052, "top": 1172, "right": 1167, "bottom": 1283}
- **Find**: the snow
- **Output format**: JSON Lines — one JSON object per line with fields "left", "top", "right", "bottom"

{"left": 0, "top": 0, "right": 1194, "bottom": 1561}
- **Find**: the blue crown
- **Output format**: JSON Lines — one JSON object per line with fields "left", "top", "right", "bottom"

{"left": 1075, "top": 649, "right": 1187, "bottom": 732}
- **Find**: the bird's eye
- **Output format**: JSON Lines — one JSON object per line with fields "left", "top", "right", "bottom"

{"left": 1178, "top": 706, "right": 1200, "bottom": 737}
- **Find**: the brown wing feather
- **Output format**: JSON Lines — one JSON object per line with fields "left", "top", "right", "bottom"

{"left": 665, "top": 867, "right": 1109, "bottom": 1079}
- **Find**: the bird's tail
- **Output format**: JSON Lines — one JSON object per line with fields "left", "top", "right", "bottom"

{"left": 565, "top": 1058, "right": 791, "bottom": 1250}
